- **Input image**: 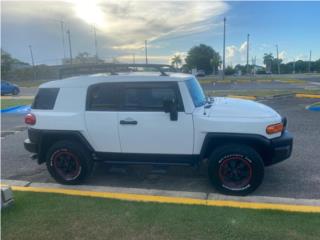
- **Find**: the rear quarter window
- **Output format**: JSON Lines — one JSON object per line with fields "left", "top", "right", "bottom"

{"left": 32, "top": 88, "right": 59, "bottom": 110}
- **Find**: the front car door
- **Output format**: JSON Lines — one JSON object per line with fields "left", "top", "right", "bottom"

{"left": 118, "top": 81, "right": 194, "bottom": 155}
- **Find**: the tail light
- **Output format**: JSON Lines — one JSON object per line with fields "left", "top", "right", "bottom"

{"left": 25, "top": 113, "right": 36, "bottom": 125}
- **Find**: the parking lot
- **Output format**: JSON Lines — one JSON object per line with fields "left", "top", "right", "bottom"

{"left": 1, "top": 88, "right": 320, "bottom": 199}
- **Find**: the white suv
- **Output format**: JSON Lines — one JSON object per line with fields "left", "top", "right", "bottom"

{"left": 24, "top": 72, "right": 293, "bottom": 195}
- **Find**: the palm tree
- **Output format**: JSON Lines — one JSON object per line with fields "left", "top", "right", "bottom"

{"left": 171, "top": 55, "right": 182, "bottom": 70}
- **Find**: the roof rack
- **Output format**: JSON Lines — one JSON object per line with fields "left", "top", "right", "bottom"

{"left": 58, "top": 63, "right": 175, "bottom": 79}
{"left": 159, "top": 69, "right": 169, "bottom": 76}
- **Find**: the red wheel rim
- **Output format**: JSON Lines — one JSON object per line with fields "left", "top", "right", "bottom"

{"left": 51, "top": 150, "right": 81, "bottom": 181}
{"left": 218, "top": 156, "right": 253, "bottom": 190}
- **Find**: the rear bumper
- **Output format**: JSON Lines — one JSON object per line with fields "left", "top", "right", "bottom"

{"left": 24, "top": 139, "right": 38, "bottom": 153}
{"left": 268, "top": 131, "right": 293, "bottom": 165}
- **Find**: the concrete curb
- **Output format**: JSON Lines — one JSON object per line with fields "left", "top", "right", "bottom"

{"left": 2, "top": 179, "right": 320, "bottom": 213}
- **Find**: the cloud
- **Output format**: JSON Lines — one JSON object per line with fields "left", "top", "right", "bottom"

{"left": 294, "top": 54, "right": 308, "bottom": 61}
{"left": 116, "top": 51, "right": 187, "bottom": 65}
{"left": 3, "top": 0, "right": 228, "bottom": 51}
{"left": 226, "top": 41, "right": 248, "bottom": 66}
{"left": 279, "top": 51, "right": 287, "bottom": 62}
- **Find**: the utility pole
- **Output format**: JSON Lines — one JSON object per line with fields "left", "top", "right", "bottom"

{"left": 93, "top": 26, "right": 98, "bottom": 63}
{"left": 276, "top": 44, "right": 280, "bottom": 74}
{"left": 133, "top": 53, "right": 136, "bottom": 71}
{"left": 28, "top": 45, "right": 36, "bottom": 81}
{"left": 60, "top": 20, "right": 66, "bottom": 60}
{"left": 293, "top": 59, "right": 296, "bottom": 74}
{"left": 145, "top": 40, "right": 148, "bottom": 64}
{"left": 252, "top": 56, "right": 256, "bottom": 77}
{"left": 66, "top": 29, "right": 73, "bottom": 65}
{"left": 308, "top": 50, "right": 312, "bottom": 73}
{"left": 222, "top": 17, "right": 226, "bottom": 80}
{"left": 246, "top": 34, "right": 250, "bottom": 75}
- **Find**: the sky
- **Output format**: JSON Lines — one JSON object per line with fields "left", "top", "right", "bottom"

{"left": 1, "top": 0, "right": 320, "bottom": 66}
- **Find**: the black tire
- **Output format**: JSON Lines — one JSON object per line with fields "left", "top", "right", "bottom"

{"left": 208, "top": 144, "right": 264, "bottom": 196}
{"left": 12, "top": 88, "right": 19, "bottom": 95}
{"left": 46, "top": 140, "right": 93, "bottom": 185}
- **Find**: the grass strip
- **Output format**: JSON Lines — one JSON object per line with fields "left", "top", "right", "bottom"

{"left": 205, "top": 89, "right": 320, "bottom": 98}
{"left": 2, "top": 191, "right": 320, "bottom": 240}
{"left": 1, "top": 99, "right": 33, "bottom": 109}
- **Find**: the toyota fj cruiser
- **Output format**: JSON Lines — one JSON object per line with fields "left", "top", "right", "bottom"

{"left": 24, "top": 73, "right": 293, "bottom": 195}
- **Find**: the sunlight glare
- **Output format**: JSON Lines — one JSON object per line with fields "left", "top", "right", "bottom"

{"left": 73, "top": 0, "right": 105, "bottom": 29}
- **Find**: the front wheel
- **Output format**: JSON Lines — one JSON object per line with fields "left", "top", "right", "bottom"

{"left": 12, "top": 88, "right": 19, "bottom": 95}
{"left": 208, "top": 144, "right": 264, "bottom": 196}
{"left": 46, "top": 141, "right": 93, "bottom": 184}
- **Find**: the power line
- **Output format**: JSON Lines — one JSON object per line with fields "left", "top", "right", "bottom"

{"left": 222, "top": 17, "right": 226, "bottom": 80}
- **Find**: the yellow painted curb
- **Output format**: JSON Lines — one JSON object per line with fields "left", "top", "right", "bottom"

{"left": 296, "top": 93, "right": 320, "bottom": 99}
{"left": 7, "top": 185, "right": 320, "bottom": 213}
{"left": 227, "top": 95, "right": 256, "bottom": 100}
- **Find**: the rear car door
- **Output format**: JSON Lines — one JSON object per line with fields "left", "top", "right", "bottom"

{"left": 85, "top": 83, "right": 122, "bottom": 152}
{"left": 118, "top": 81, "right": 194, "bottom": 154}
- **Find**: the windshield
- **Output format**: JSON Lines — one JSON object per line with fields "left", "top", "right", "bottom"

{"left": 185, "top": 78, "right": 206, "bottom": 107}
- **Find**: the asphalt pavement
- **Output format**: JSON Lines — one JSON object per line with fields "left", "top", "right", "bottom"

{"left": 1, "top": 97, "right": 320, "bottom": 199}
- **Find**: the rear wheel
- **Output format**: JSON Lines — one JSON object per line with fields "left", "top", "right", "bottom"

{"left": 208, "top": 144, "right": 264, "bottom": 196}
{"left": 46, "top": 141, "right": 93, "bottom": 184}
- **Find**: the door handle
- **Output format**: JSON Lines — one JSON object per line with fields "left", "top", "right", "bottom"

{"left": 120, "top": 120, "right": 138, "bottom": 125}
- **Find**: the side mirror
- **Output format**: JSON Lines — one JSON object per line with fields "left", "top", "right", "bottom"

{"left": 163, "top": 99, "right": 178, "bottom": 121}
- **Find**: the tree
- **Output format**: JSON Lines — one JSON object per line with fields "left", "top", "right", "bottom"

{"left": 171, "top": 55, "right": 182, "bottom": 70}
{"left": 263, "top": 53, "right": 274, "bottom": 73}
{"left": 1, "top": 49, "right": 14, "bottom": 77}
{"left": 75, "top": 52, "right": 90, "bottom": 64}
{"left": 312, "top": 59, "right": 320, "bottom": 72}
{"left": 185, "top": 44, "right": 221, "bottom": 74}
{"left": 1, "top": 49, "right": 30, "bottom": 79}
{"left": 225, "top": 66, "right": 236, "bottom": 75}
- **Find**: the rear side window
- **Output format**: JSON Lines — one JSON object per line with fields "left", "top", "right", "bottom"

{"left": 86, "top": 83, "right": 121, "bottom": 111}
{"left": 32, "top": 88, "right": 59, "bottom": 110}
{"left": 123, "top": 85, "right": 182, "bottom": 111}
{"left": 86, "top": 82, "right": 184, "bottom": 112}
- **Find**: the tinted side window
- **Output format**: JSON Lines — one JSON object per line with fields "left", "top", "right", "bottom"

{"left": 86, "top": 83, "right": 120, "bottom": 111}
{"left": 32, "top": 88, "right": 59, "bottom": 110}
{"left": 122, "top": 83, "right": 184, "bottom": 111}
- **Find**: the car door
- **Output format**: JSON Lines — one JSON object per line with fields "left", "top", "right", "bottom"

{"left": 118, "top": 81, "right": 194, "bottom": 155}
{"left": 84, "top": 82, "right": 122, "bottom": 152}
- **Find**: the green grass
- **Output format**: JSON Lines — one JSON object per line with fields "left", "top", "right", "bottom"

{"left": 309, "top": 102, "right": 320, "bottom": 107}
{"left": 2, "top": 191, "right": 320, "bottom": 240}
{"left": 198, "top": 73, "right": 320, "bottom": 84}
{"left": 1, "top": 98, "right": 33, "bottom": 109}
{"left": 11, "top": 80, "right": 48, "bottom": 87}
{"left": 205, "top": 89, "right": 320, "bottom": 98}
